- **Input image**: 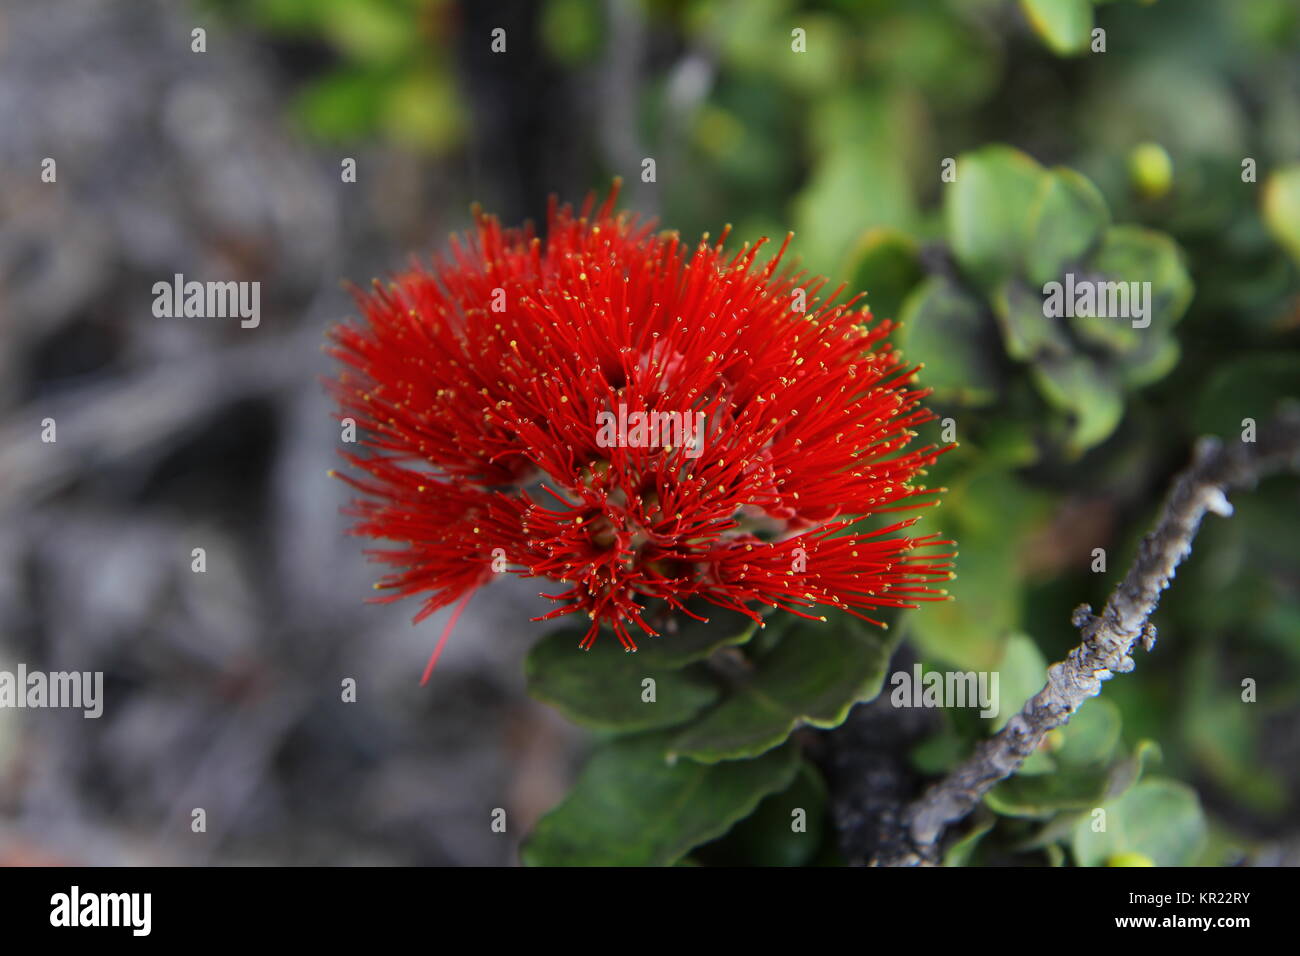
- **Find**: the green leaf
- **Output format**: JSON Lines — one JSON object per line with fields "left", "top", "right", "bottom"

{"left": 944, "top": 816, "right": 996, "bottom": 867}
{"left": 1056, "top": 698, "right": 1122, "bottom": 768}
{"left": 946, "top": 145, "right": 1047, "bottom": 289}
{"left": 1017, "top": 739, "right": 1161, "bottom": 846}
{"left": 521, "top": 732, "right": 800, "bottom": 866}
{"left": 525, "top": 629, "right": 719, "bottom": 732}
{"left": 1024, "top": 168, "right": 1110, "bottom": 287}
{"left": 1016, "top": 699, "right": 1121, "bottom": 777}
{"left": 993, "top": 280, "right": 1073, "bottom": 362}
{"left": 1019, "top": 0, "right": 1095, "bottom": 57}
{"left": 524, "top": 606, "right": 759, "bottom": 732}
{"left": 668, "top": 614, "right": 898, "bottom": 763}
{"left": 896, "top": 277, "right": 1002, "bottom": 405}
{"left": 1084, "top": 225, "right": 1194, "bottom": 346}
{"left": 986, "top": 762, "right": 1114, "bottom": 819}
{"left": 1107, "top": 738, "right": 1163, "bottom": 798}
{"left": 792, "top": 92, "right": 921, "bottom": 276}
{"left": 973, "top": 415, "right": 1042, "bottom": 468}
{"left": 1029, "top": 353, "right": 1125, "bottom": 451}
{"left": 649, "top": 604, "right": 765, "bottom": 667}
{"left": 989, "top": 737, "right": 1159, "bottom": 820}
{"left": 843, "top": 227, "right": 925, "bottom": 322}
{"left": 1070, "top": 779, "right": 1208, "bottom": 867}
{"left": 695, "top": 761, "right": 829, "bottom": 866}
{"left": 910, "top": 725, "right": 968, "bottom": 776}
{"left": 1117, "top": 334, "right": 1181, "bottom": 389}
{"left": 990, "top": 633, "right": 1047, "bottom": 731}
{"left": 1263, "top": 164, "right": 1300, "bottom": 266}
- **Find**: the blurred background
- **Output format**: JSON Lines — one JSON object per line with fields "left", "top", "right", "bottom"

{"left": 0, "top": 0, "right": 1298, "bottom": 865}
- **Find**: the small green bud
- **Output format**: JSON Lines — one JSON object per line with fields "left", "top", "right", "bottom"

{"left": 1129, "top": 143, "right": 1173, "bottom": 200}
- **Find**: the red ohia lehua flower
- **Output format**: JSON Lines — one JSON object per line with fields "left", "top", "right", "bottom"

{"left": 328, "top": 182, "right": 953, "bottom": 682}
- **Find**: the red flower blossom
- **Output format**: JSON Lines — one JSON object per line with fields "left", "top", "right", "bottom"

{"left": 328, "top": 183, "right": 952, "bottom": 679}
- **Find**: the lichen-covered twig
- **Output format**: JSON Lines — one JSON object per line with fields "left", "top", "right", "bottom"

{"left": 875, "top": 410, "right": 1300, "bottom": 866}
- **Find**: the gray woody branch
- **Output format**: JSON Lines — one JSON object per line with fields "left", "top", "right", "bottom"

{"left": 875, "top": 409, "right": 1300, "bottom": 866}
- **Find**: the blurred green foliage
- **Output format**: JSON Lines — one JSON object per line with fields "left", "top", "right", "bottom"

{"left": 207, "top": 0, "right": 464, "bottom": 151}
{"left": 222, "top": 0, "right": 1300, "bottom": 864}
{"left": 892, "top": 145, "right": 1195, "bottom": 454}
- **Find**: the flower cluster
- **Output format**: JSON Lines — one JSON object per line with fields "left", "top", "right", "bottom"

{"left": 329, "top": 183, "right": 951, "bottom": 673}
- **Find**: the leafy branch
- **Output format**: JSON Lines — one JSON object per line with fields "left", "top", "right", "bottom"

{"left": 873, "top": 410, "right": 1300, "bottom": 865}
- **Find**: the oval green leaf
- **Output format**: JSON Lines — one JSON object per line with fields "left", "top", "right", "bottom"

{"left": 897, "top": 276, "right": 1003, "bottom": 405}
{"left": 521, "top": 732, "right": 800, "bottom": 866}
{"left": 668, "top": 613, "right": 899, "bottom": 763}
{"left": 1070, "top": 779, "right": 1208, "bottom": 867}
{"left": 946, "top": 145, "right": 1048, "bottom": 289}
{"left": 525, "top": 628, "right": 721, "bottom": 733}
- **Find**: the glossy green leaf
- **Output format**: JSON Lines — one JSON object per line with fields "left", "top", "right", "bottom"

{"left": 1019, "top": 0, "right": 1094, "bottom": 57}
{"left": 521, "top": 733, "right": 800, "bottom": 866}
{"left": 695, "top": 761, "right": 829, "bottom": 867}
{"left": 896, "top": 277, "right": 1002, "bottom": 405}
{"left": 651, "top": 604, "right": 765, "bottom": 667}
{"left": 1070, "top": 779, "right": 1208, "bottom": 867}
{"left": 668, "top": 614, "right": 898, "bottom": 763}
{"left": 524, "top": 619, "right": 744, "bottom": 732}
